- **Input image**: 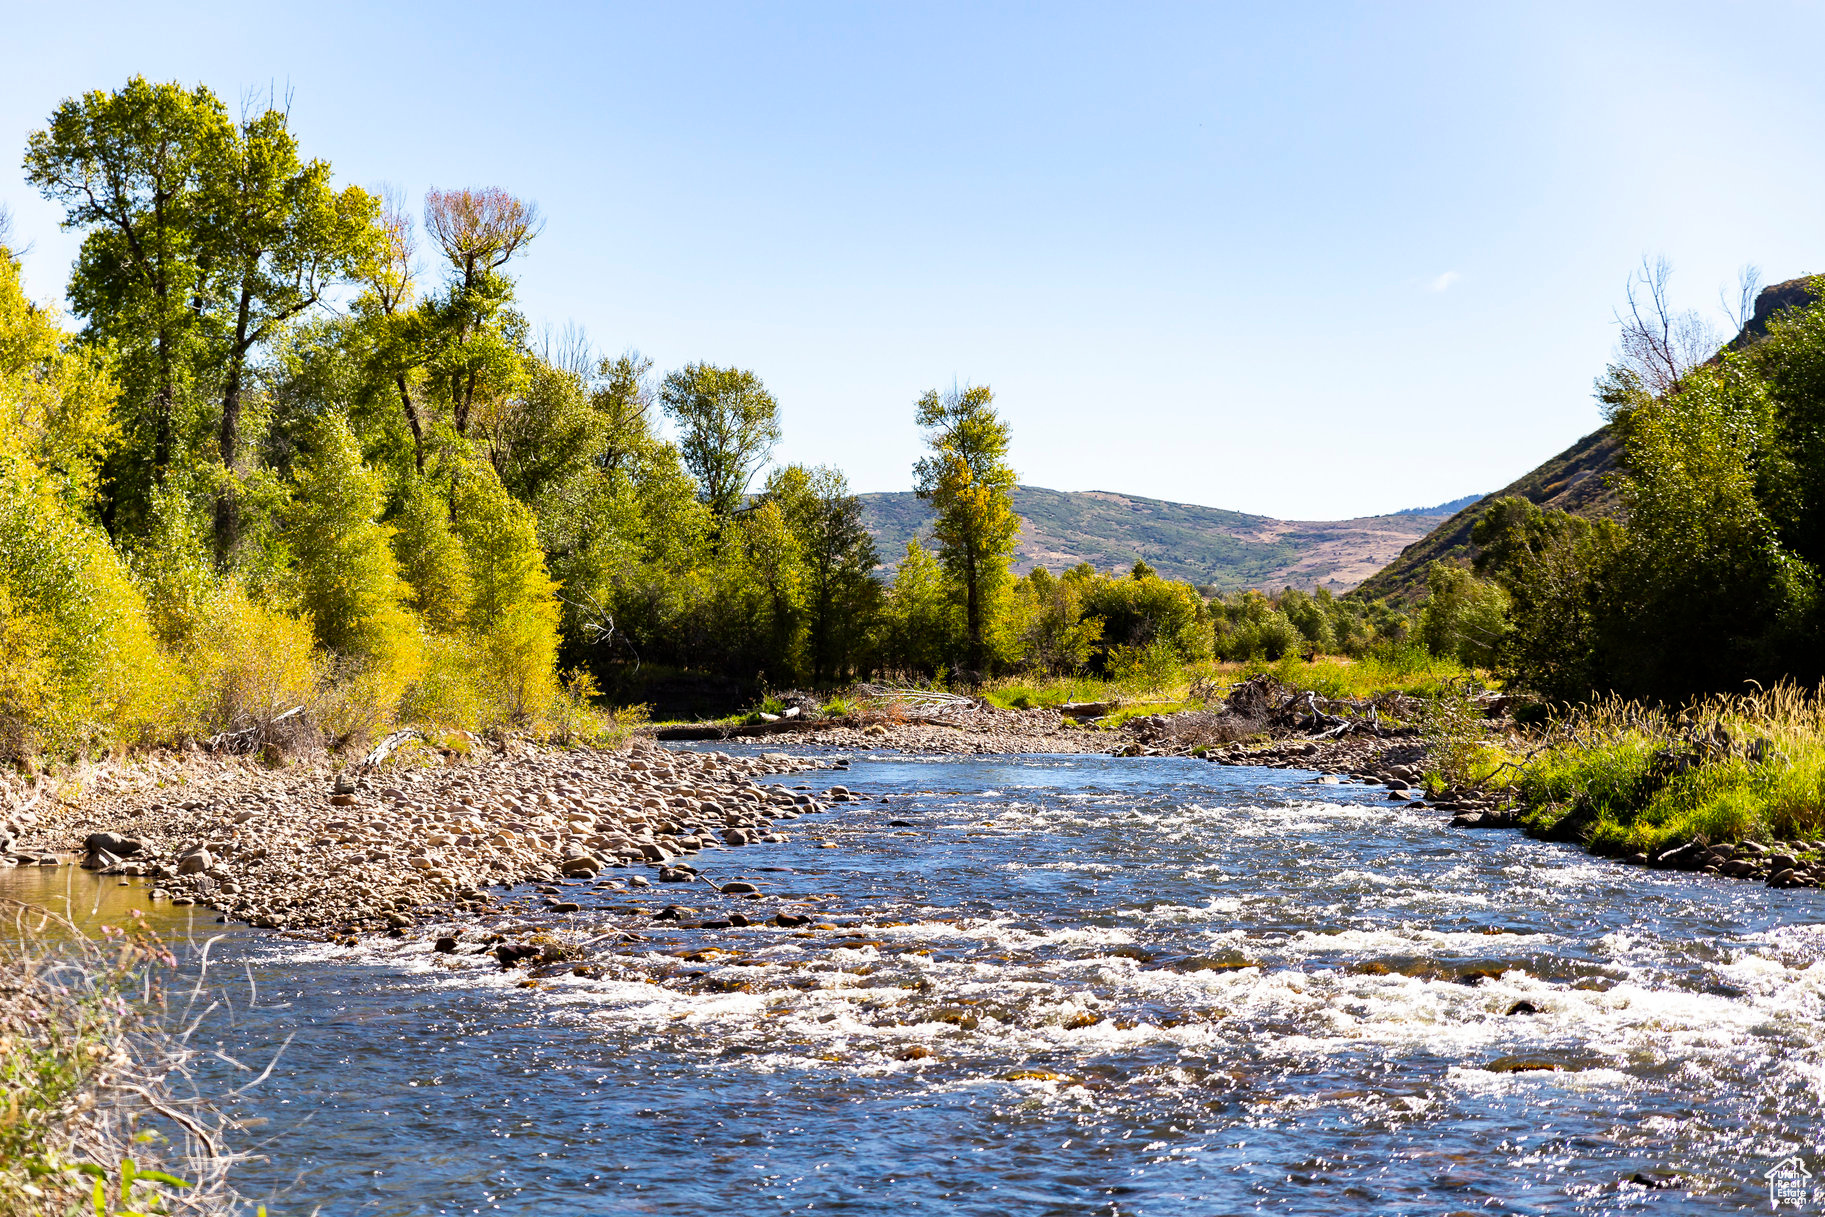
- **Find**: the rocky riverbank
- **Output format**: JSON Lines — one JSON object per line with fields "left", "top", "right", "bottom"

{"left": 3, "top": 738, "right": 858, "bottom": 933}
{"left": 654, "top": 704, "right": 1111, "bottom": 755}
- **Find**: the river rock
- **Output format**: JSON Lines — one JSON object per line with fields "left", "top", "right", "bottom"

{"left": 84, "top": 831, "right": 146, "bottom": 857}
{"left": 177, "top": 849, "right": 212, "bottom": 875}
{"left": 720, "top": 881, "right": 760, "bottom": 895}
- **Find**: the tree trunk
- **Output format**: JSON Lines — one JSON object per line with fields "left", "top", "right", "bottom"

{"left": 214, "top": 285, "right": 255, "bottom": 564}
{"left": 397, "top": 375, "right": 425, "bottom": 472}
{"left": 965, "top": 551, "right": 983, "bottom": 675}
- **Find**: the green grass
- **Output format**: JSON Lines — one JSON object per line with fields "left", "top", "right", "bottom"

{"left": 1249, "top": 647, "right": 1476, "bottom": 702}
{"left": 1513, "top": 687, "right": 1825, "bottom": 854}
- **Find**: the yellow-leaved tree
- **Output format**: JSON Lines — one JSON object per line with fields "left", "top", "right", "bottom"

{"left": 0, "top": 244, "right": 171, "bottom": 758}
{"left": 912, "top": 384, "right": 1021, "bottom": 676}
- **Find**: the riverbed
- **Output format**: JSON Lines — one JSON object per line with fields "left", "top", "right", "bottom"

{"left": 8, "top": 749, "right": 1824, "bottom": 1214}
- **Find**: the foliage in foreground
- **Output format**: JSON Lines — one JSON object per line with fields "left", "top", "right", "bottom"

{"left": 0, "top": 902, "right": 239, "bottom": 1216}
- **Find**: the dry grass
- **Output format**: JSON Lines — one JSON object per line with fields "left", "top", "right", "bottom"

{"left": 0, "top": 900, "right": 245, "bottom": 1216}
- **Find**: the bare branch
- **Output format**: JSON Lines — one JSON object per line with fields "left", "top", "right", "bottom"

{"left": 1721, "top": 262, "right": 1763, "bottom": 334}
{"left": 1613, "top": 255, "right": 1718, "bottom": 396}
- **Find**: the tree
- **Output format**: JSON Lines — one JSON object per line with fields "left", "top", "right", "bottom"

{"left": 353, "top": 187, "right": 431, "bottom": 471}
{"left": 1013, "top": 567, "right": 1101, "bottom": 676}
{"left": 876, "top": 539, "right": 958, "bottom": 675}
{"left": 1416, "top": 564, "right": 1510, "bottom": 667}
{"left": 660, "top": 363, "right": 782, "bottom": 519}
{"left": 764, "top": 464, "right": 881, "bottom": 681}
{"left": 199, "top": 104, "right": 378, "bottom": 559}
{"left": 592, "top": 351, "right": 658, "bottom": 476}
{"left": 25, "top": 77, "right": 230, "bottom": 522}
{"left": 913, "top": 384, "right": 1019, "bottom": 674}
{"left": 1614, "top": 256, "right": 1719, "bottom": 399}
{"left": 422, "top": 187, "right": 541, "bottom": 436}
{"left": 732, "top": 499, "right": 806, "bottom": 681}
{"left": 287, "top": 414, "right": 413, "bottom": 667}
{"left": 480, "top": 358, "right": 600, "bottom": 504}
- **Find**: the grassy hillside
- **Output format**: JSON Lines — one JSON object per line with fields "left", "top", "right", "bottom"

{"left": 860, "top": 486, "right": 1451, "bottom": 592}
{"left": 1350, "top": 426, "right": 1623, "bottom": 604}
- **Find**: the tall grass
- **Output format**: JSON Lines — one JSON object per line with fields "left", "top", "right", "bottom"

{"left": 1515, "top": 685, "right": 1825, "bottom": 854}
{"left": 978, "top": 647, "right": 1478, "bottom": 715}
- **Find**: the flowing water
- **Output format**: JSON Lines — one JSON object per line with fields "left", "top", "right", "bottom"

{"left": 9, "top": 749, "right": 1825, "bottom": 1215}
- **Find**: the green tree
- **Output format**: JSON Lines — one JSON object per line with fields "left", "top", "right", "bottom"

{"left": 288, "top": 415, "right": 413, "bottom": 666}
{"left": 199, "top": 105, "right": 378, "bottom": 559}
{"left": 732, "top": 499, "right": 806, "bottom": 682}
{"left": 764, "top": 464, "right": 881, "bottom": 682}
{"left": 877, "top": 539, "right": 959, "bottom": 675}
{"left": 1013, "top": 566, "right": 1102, "bottom": 675}
{"left": 421, "top": 187, "right": 541, "bottom": 437}
{"left": 482, "top": 358, "right": 601, "bottom": 504}
{"left": 592, "top": 351, "right": 658, "bottom": 476}
{"left": 451, "top": 462, "right": 562, "bottom": 722}
{"left": 1415, "top": 564, "right": 1510, "bottom": 667}
{"left": 660, "top": 362, "right": 782, "bottom": 519}
{"left": 25, "top": 77, "right": 230, "bottom": 523}
{"left": 391, "top": 475, "right": 471, "bottom": 633}
{"left": 351, "top": 189, "right": 432, "bottom": 471}
{"left": 913, "top": 383, "right": 1019, "bottom": 675}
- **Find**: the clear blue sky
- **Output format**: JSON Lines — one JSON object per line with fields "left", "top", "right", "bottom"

{"left": 4, "top": 2, "right": 1822, "bottom": 520}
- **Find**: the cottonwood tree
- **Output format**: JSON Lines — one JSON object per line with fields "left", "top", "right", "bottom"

{"left": 26, "top": 77, "right": 229, "bottom": 523}
{"left": 422, "top": 186, "right": 541, "bottom": 435}
{"left": 764, "top": 464, "right": 881, "bottom": 680}
{"left": 659, "top": 362, "right": 782, "bottom": 519}
{"left": 913, "top": 383, "right": 1020, "bottom": 675}
{"left": 354, "top": 187, "right": 431, "bottom": 471}
{"left": 199, "top": 103, "right": 378, "bottom": 559}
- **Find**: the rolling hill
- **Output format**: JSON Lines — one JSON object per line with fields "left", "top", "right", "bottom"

{"left": 859, "top": 487, "right": 1461, "bottom": 593}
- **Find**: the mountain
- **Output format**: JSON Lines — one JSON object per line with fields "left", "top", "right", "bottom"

{"left": 1353, "top": 273, "right": 1822, "bottom": 604}
{"left": 859, "top": 486, "right": 1456, "bottom": 593}
{"left": 1350, "top": 425, "right": 1623, "bottom": 603}
{"left": 1394, "top": 493, "right": 1482, "bottom": 516}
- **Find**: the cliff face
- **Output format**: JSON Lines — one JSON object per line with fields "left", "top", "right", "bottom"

{"left": 1353, "top": 275, "right": 1820, "bottom": 605}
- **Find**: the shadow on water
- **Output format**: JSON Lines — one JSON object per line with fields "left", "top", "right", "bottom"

{"left": 7, "top": 750, "right": 1824, "bottom": 1215}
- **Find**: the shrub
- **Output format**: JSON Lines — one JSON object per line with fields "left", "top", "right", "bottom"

{"left": 0, "top": 461, "right": 170, "bottom": 759}
{"left": 181, "top": 583, "right": 320, "bottom": 742}
{"left": 453, "top": 464, "right": 562, "bottom": 727}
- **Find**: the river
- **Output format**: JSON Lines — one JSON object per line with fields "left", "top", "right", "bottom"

{"left": 8, "top": 748, "right": 1825, "bottom": 1214}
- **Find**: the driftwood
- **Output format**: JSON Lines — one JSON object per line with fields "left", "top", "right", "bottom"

{"left": 854, "top": 685, "right": 983, "bottom": 723}
{"left": 202, "top": 705, "right": 306, "bottom": 754}
{"left": 359, "top": 728, "right": 423, "bottom": 769}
